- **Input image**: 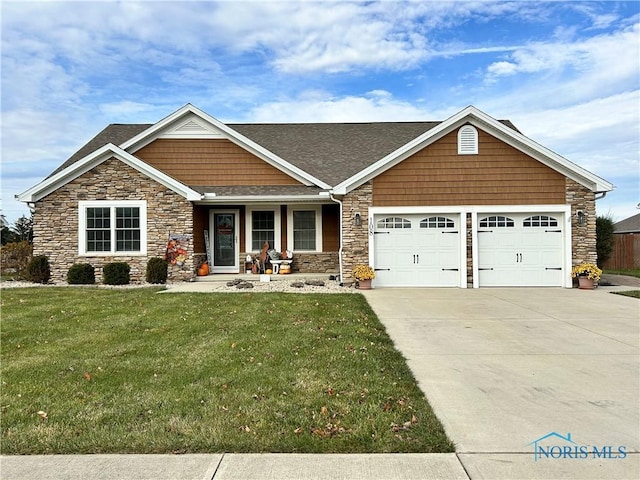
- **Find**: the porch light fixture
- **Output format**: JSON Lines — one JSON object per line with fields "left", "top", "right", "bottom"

{"left": 576, "top": 210, "right": 586, "bottom": 226}
{"left": 354, "top": 212, "right": 361, "bottom": 226}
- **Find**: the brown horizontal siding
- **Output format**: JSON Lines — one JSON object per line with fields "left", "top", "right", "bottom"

{"left": 136, "top": 139, "right": 302, "bottom": 186}
{"left": 373, "top": 129, "right": 566, "bottom": 206}
{"left": 322, "top": 204, "right": 340, "bottom": 252}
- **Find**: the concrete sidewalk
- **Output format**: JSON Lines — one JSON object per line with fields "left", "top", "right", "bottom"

{"left": 0, "top": 453, "right": 469, "bottom": 480}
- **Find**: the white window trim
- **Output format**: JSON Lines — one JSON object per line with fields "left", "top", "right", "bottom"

{"left": 78, "top": 200, "right": 147, "bottom": 256}
{"left": 287, "top": 205, "right": 323, "bottom": 252}
{"left": 458, "top": 125, "right": 478, "bottom": 154}
{"left": 245, "top": 206, "right": 281, "bottom": 252}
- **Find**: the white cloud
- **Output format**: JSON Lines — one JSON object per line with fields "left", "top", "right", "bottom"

{"left": 247, "top": 90, "right": 435, "bottom": 123}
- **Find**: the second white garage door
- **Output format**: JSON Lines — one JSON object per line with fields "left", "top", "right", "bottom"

{"left": 477, "top": 213, "right": 564, "bottom": 287}
{"left": 374, "top": 214, "right": 462, "bottom": 287}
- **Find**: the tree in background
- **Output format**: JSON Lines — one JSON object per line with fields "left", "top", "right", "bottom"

{"left": 0, "top": 214, "right": 33, "bottom": 245}
{"left": 1, "top": 214, "right": 15, "bottom": 245}
{"left": 596, "top": 215, "right": 615, "bottom": 266}
{"left": 12, "top": 215, "right": 33, "bottom": 243}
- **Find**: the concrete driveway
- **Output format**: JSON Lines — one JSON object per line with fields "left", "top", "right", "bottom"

{"left": 362, "top": 287, "right": 639, "bottom": 479}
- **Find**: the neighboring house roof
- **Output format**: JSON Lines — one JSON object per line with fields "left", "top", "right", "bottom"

{"left": 18, "top": 103, "right": 614, "bottom": 203}
{"left": 614, "top": 213, "right": 640, "bottom": 233}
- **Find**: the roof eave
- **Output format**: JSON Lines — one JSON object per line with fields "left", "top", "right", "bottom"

{"left": 198, "top": 193, "right": 332, "bottom": 204}
{"left": 17, "top": 144, "right": 202, "bottom": 203}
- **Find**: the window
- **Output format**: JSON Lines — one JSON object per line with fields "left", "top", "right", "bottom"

{"left": 458, "top": 125, "right": 478, "bottom": 154}
{"left": 79, "top": 201, "right": 146, "bottom": 255}
{"left": 420, "top": 216, "right": 454, "bottom": 229}
{"left": 377, "top": 217, "right": 411, "bottom": 229}
{"left": 246, "top": 207, "right": 281, "bottom": 252}
{"left": 523, "top": 215, "right": 558, "bottom": 227}
{"left": 293, "top": 210, "right": 316, "bottom": 250}
{"left": 251, "top": 211, "right": 275, "bottom": 250}
{"left": 479, "top": 216, "right": 514, "bottom": 228}
{"left": 287, "top": 206, "right": 322, "bottom": 252}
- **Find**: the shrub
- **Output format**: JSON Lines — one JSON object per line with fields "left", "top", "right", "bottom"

{"left": 596, "top": 215, "right": 615, "bottom": 265}
{"left": 146, "top": 257, "right": 168, "bottom": 284}
{"left": 103, "top": 262, "right": 130, "bottom": 285}
{"left": 0, "top": 240, "right": 33, "bottom": 279}
{"left": 67, "top": 263, "right": 95, "bottom": 285}
{"left": 27, "top": 255, "right": 51, "bottom": 284}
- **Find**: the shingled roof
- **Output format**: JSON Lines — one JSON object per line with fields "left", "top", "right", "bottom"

{"left": 50, "top": 119, "right": 519, "bottom": 186}
{"left": 614, "top": 213, "right": 640, "bottom": 233}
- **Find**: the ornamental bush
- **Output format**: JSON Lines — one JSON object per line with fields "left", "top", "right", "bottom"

{"left": 67, "top": 263, "right": 95, "bottom": 285}
{"left": 146, "top": 257, "right": 168, "bottom": 284}
{"left": 103, "top": 262, "right": 130, "bottom": 285}
{"left": 27, "top": 255, "right": 51, "bottom": 284}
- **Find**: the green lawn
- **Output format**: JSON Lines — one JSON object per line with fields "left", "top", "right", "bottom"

{"left": 0, "top": 288, "right": 453, "bottom": 454}
{"left": 612, "top": 290, "right": 640, "bottom": 299}
{"left": 604, "top": 268, "right": 640, "bottom": 278}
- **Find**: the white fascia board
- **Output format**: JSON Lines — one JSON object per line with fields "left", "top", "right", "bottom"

{"left": 17, "top": 144, "right": 201, "bottom": 203}
{"left": 198, "top": 194, "right": 333, "bottom": 204}
{"left": 121, "top": 103, "right": 331, "bottom": 190}
{"left": 335, "top": 105, "right": 613, "bottom": 194}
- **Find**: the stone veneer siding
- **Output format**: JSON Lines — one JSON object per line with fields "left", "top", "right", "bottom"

{"left": 566, "top": 178, "right": 597, "bottom": 265}
{"left": 32, "top": 158, "right": 195, "bottom": 283}
{"left": 342, "top": 182, "right": 372, "bottom": 281}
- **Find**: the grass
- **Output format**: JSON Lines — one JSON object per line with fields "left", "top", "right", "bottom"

{"left": 604, "top": 268, "right": 640, "bottom": 278}
{"left": 611, "top": 290, "right": 640, "bottom": 299}
{"left": 0, "top": 288, "right": 454, "bottom": 454}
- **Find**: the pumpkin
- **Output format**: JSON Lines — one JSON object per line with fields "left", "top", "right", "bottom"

{"left": 266, "top": 269, "right": 273, "bottom": 274}
{"left": 197, "top": 263, "right": 209, "bottom": 276}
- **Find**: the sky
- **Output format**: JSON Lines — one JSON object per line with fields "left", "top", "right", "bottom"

{"left": 1, "top": 0, "right": 639, "bottom": 224}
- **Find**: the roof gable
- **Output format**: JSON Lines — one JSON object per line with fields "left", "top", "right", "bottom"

{"left": 333, "top": 106, "right": 613, "bottom": 194}
{"left": 121, "top": 104, "right": 331, "bottom": 189}
{"left": 17, "top": 144, "right": 201, "bottom": 203}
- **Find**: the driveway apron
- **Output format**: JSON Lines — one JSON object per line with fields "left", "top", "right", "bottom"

{"left": 362, "top": 287, "right": 639, "bottom": 479}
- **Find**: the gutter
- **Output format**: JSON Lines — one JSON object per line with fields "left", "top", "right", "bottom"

{"left": 329, "top": 192, "right": 344, "bottom": 285}
{"left": 595, "top": 191, "right": 608, "bottom": 201}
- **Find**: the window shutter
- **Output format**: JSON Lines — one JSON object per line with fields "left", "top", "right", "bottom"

{"left": 458, "top": 125, "right": 478, "bottom": 154}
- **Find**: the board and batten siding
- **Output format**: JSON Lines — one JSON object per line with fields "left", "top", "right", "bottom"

{"left": 372, "top": 129, "right": 566, "bottom": 206}
{"left": 136, "top": 139, "right": 302, "bottom": 186}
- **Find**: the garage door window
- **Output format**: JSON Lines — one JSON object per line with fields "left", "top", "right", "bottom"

{"left": 377, "top": 217, "right": 411, "bottom": 229}
{"left": 479, "top": 216, "right": 514, "bottom": 228}
{"left": 523, "top": 215, "right": 558, "bottom": 227}
{"left": 420, "top": 216, "right": 454, "bottom": 228}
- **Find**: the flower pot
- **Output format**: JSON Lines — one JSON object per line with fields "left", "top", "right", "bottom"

{"left": 578, "top": 276, "right": 594, "bottom": 290}
{"left": 358, "top": 279, "right": 372, "bottom": 290}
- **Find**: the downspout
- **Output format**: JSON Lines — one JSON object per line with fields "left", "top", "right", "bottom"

{"left": 329, "top": 192, "right": 344, "bottom": 285}
{"left": 595, "top": 191, "right": 607, "bottom": 201}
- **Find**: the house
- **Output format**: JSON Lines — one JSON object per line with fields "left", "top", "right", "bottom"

{"left": 17, "top": 104, "right": 613, "bottom": 287}
{"left": 603, "top": 212, "right": 640, "bottom": 270}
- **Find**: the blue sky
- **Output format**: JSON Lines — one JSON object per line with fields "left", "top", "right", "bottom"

{"left": 1, "top": 0, "right": 639, "bottom": 223}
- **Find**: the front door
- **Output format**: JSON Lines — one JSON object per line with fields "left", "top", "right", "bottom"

{"left": 210, "top": 210, "right": 239, "bottom": 273}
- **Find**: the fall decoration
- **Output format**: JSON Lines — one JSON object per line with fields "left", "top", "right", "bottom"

{"left": 571, "top": 262, "right": 602, "bottom": 281}
{"left": 352, "top": 264, "right": 376, "bottom": 281}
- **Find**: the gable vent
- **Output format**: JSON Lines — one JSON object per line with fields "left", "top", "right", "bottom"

{"left": 175, "top": 120, "right": 208, "bottom": 132}
{"left": 458, "top": 125, "right": 478, "bottom": 154}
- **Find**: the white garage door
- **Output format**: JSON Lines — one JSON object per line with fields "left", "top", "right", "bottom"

{"left": 374, "top": 214, "right": 461, "bottom": 287}
{"left": 477, "top": 213, "right": 564, "bottom": 287}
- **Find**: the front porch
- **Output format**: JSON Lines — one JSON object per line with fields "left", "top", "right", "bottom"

{"left": 195, "top": 272, "right": 341, "bottom": 283}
